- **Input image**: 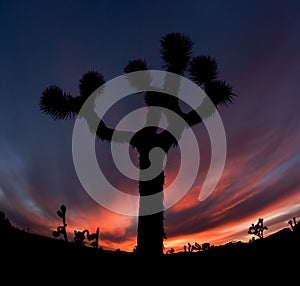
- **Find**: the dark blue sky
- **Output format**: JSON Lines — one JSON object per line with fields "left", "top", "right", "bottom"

{"left": 1, "top": 0, "right": 300, "bottom": 252}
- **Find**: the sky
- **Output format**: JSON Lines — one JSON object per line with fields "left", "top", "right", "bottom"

{"left": 1, "top": 0, "right": 300, "bottom": 253}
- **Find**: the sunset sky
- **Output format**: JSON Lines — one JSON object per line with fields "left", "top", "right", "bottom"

{"left": 1, "top": 0, "right": 300, "bottom": 253}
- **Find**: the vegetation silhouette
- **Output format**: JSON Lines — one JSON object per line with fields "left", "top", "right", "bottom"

{"left": 248, "top": 217, "right": 268, "bottom": 241}
{"left": 1, "top": 209, "right": 300, "bottom": 279}
{"left": 39, "top": 32, "right": 236, "bottom": 256}
{"left": 74, "top": 227, "right": 100, "bottom": 248}
{"left": 51, "top": 204, "right": 100, "bottom": 248}
{"left": 288, "top": 216, "right": 300, "bottom": 235}
{"left": 0, "top": 210, "right": 12, "bottom": 231}
{"left": 52, "top": 204, "right": 68, "bottom": 242}
{"left": 184, "top": 241, "right": 204, "bottom": 252}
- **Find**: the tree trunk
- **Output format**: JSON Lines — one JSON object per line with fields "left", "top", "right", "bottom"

{"left": 137, "top": 171, "right": 165, "bottom": 256}
{"left": 136, "top": 145, "right": 166, "bottom": 256}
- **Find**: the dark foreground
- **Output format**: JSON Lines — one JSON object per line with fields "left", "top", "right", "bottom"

{"left": 1, "top": 225, "right": 299, "bottom": 283}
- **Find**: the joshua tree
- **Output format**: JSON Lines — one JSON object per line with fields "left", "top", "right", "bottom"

{"left": 288, "top": 217, "right": 300, "bottom": 236}
{"left": 193, "top": 242, "right": 202, "bottom": 252}
{"left": 40, "top": 32, "right": 235, "bottom": 256}
{"left": 185, "top": 241, "right": 208, "bottom": 252}
{"left": 74, "top": 229, "right": 87, "bottom": 246}
{"left": 248, "top": 218, "right": 268, "bottom": 240}
{"left": 73, "top": 228, "right": 99, "bottom": 247}
{"left": 185, "top": 241, "right": 202, "bottom": 252}
{"left": 288, "top": 217, "right": 298, "bottom": 231}
{"left": 201, "top": 242, "right": 211, "bottom": 251}
{"left": 166, "top": 247, "right": 175, "bottom": 254}
{"left": 52, "top": 204, "right": 68, "bottom": 242}
{"left": 87, "top": 227, "right": 100, "bottom": 248}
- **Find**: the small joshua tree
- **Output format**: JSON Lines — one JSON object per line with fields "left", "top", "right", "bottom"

{"left": 52, "top": 204, "right": 68, "bottom": 242}
{"left": 248, "top": 218, "right": 268, "bottom": 240}
{"left": 201, "top": 242, "right": 211, "bottom": 251}
{"left": 288, "top": 217, "right": 298, "bottom": 231}
{"left": 74, "top": 229, "right": 87, "bottom": 246}
{"left": 288, "top": 217, "right": 300, "bottom": 237}
{"left": 166, "top": 248, "right": 175, "bottom": 254}
{"left": 87, "top": 227, "right": 100, "bottom": 248}
{"left": 74, "top": 227, "right": 100, "bottom": 248}
{"left": 193, "top": 242, "right": 202, "bottom": 252}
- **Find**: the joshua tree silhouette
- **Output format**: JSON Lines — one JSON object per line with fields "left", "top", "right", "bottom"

{"left": 288, "top": 217, "right": 300, "bottom": 236}
{"left": 74, "top": 229, "right": 87, "bottom": 246}
{"left": 73, "top": 227, "right": 100, "bottom": 248}
{"left": 248, "top": 218, "right": 268, "bottom": 240}
{"left": 40, "top": 32, "right": 235, "bottom": 256}
{"left": 52, "top": 204, "right": 68, "bottom": 242}
{"left": 288, "top": 217, "right": 298, "bottom": 231}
